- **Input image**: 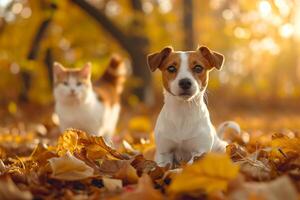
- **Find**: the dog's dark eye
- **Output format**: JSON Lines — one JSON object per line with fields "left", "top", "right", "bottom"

{"left": 76, "top": 82, "right": 82, "bottom": 86}
{"left": 193, "top": 65, "right": 204, "bottom": 73}
{"left": 167, "top": 66, "right": 177, "bottom": 73}
{"left": 63, "top": 81, "right": 69, "bottom": 86}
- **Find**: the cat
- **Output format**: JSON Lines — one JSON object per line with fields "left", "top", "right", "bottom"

{"left": 53, "top": 55, "right": 127, "bottom": 142}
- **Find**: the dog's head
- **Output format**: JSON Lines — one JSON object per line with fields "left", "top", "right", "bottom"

{"left": 147, "top": 46, "right": 224, "bottom": 101}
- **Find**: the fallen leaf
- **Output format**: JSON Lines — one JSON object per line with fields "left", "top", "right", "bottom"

{"left": 0, "top": 174, "right": 32, "bottom": 200}
{"left": 114, "top": 161, "right": 139, "bottom": 184}
{"left": 78, "top": 131, "right": 129, "bottom": 160}
{"left": 103, "top": 177, "right": 123, "bottom": 192}
{"left": 0, "top": 160, "right": 5, "bottom": 173}
{"left": 271, "top": 136, "right": 300, "bottom": 153}
{"left": 168, "top": 153, "right": 239, "bottom": 194}
{"left": 56, "top": 129, "right": 81, "bottom": 156}
{"left": 111, "top": 174, "right": 163, "bottom": 200}
{"left": 99, "top": 159, "right": 138, "bottom": 184}
{"left": 48, "top": 151, "right": 94, "bottom": 181}
{"left": 131, "top": 154, "right": 165, "bottom": 180}
{"left": 236, "top": 151, "right": 273, "bottom": 181}
{"left": 229, "top": 176, "right": 298, "bottom": 200}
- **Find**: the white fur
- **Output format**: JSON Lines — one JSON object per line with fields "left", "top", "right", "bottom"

{"left": 54, "top": 76, "right": 120, "bottom": 141}
{"left": 170, "top": 52, "right": 199, "bottom": 100}
{"left": 154, "top": 52, "right": 237, "bottom": 167}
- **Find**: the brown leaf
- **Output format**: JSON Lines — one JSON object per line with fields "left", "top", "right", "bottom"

{"left": 114, "top": 161, "right": 139, "bottom": 184}
{"left": 229, "top": 176, "right": 298, "bottom": 200}
{"left": 0, "top": 174, "right": 32, "bottom": 200}
{"left": 48, "top": 151, "right": 94, "bottom": 181}
{"left": 131, "top": 155, "right": 165, "bottom": 180}
{"left": 103, "top": 177, "right": 123, "bottom": 192}
{"left": 111, "top": 174, "right": 163, "bottom": 200}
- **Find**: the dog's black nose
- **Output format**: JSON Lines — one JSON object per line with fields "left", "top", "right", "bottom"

{"left": 179, "top": 78, "right": 192, "bottom": 90}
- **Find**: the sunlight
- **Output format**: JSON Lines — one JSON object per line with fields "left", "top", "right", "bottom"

{"left": 0, "top": 0, "right": 12, "bottom": 8}
{"left": 279, "top": 23, "right": 294, "bottom": 38}
{"left": 158, "top": 0, "right": 172, "bottom": 13}
{"left": 258, "top": 0, "right": 272, "bottom": 18}
{"left": 234, "top": 27, "right": 251, "bottom": 39}
{"left": 11, "top": 2, "right": 23, "bottom": 14}
{"left": 222, "top": 9, "right": 234, "bottom": 20}
{"left": 294, "top": 2, "right": 300, "bottom": 39}
{"left": 274, "top": 0, "right": 290, "bottom": 17}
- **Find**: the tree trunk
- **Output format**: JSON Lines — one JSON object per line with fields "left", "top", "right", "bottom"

{"left": 19, "top": 2, "right": 56, "bottom": 102}
{"left": 44, "top": 48, "right": 54, "bottom": 86}
{"left": 183, "top": 0, "right": 194, "bottom": 50}
{"left": 71, "top": 0, "right": 152, "bottom": 101}
{"left": 19, "top": 18, "right": 53, "bottom": 102}
{"left": 128, "top": 0, "right": 152, "bottom": 103}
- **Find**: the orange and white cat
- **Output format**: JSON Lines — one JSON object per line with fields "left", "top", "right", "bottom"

{"left": 53, "top": 56, "right": 127, "bottom": 141}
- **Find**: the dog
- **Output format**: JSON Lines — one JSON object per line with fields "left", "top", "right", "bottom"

{"left": 147, "top": 45, "right": 240, "bottom": 167}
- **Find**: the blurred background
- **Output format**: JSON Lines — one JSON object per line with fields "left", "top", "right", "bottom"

{"left": 1, "top": 0, "right": 300, "bottom": 134}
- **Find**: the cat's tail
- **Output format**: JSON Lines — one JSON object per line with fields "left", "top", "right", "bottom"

{"left": 98, "top": 54, "right": 127, "bottom": 86}
{"left": 217, "top": 121, "right": 241, "bottom": 139}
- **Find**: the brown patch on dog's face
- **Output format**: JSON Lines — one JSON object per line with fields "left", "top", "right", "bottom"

{"left": 187, "top": 52, "right": 212, "bottom": 90}
{"left": 159, "top": 53, "right": 181, "bottom": 94}
{"left": 147, "top": 45, "right": 224, "bottom": 99}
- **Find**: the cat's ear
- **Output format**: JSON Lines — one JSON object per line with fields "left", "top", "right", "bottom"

{"left": 53, "top": 62, "right": 66, "bottom": 79}
{"left": 80, "top": 62, "right": 92, "bottom": 79}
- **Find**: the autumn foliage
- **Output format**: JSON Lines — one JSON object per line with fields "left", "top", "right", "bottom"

{"left": 0, "top": 128, "right": 299, "bottom": 199}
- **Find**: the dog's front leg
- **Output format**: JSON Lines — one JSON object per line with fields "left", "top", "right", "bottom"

{"left": 183, "top": 134, "right": 214, "bottom": 164}
{"left": 155, "top": 134, "right": 176, "bottom": 167}
{"left": 186, "top": 151, "right": 205, "bottom": 164}
{"left": 212, "top": 139, "right": 228, "bottom": 152}
{"left": 155, "top": 152, "right": 174, "bottom": 167}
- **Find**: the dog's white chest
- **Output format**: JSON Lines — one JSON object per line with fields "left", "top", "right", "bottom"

{"left": 154, "top": 92, "right": 217, "bottom": 166}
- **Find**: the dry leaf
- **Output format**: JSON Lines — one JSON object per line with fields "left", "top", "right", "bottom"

{"left": 103, "top": 177, "right": 123, "bottom": 192}
{"left": 48, "top": 151, "right": 94, "bottom": 180}
{"left": 271, "top": 136, "right": 300, "bottom": 153}
{"left": 56, "top": 129, "right": 81, "bottom": 156}
{"left": 99, "top": 159, "right": 139, "bottom": 184}
{"left": 115, "top": 161, "right": 139, "bottom": 184}
{"left": 236, "top": 151, "right": 273, "bottom": 181}
{"left": 229, "top": 176, "right": 298, "bottom": 200}
{"left": 79, "top": 132, "right": 129, "bottom": 160}
{"left": 168, "top": 153, "right": 239, "bottom": 194}
{"left": 0, "top": 174, "right": 32, "bottom": 200}
{"left": 112, "top": 174, "right": 163, "bottom": 200}
{"left": 0, "top": 160, "right": 5, "bottom": 173}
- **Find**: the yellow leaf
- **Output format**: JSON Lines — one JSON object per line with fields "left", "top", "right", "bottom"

{"left": 86, "top": 144, "right": 109, "bottom": 160}
{"left": 48, "top": 151, "right": 94, "bottom": 181}
{"left": 56, "top": 129, "right": 81, "bottom": 156}
{"left": 271, "top": 137, "right": 300, "bottom": 153}
{"left": 168, "top": 153, "right": 239, "bottom": 194}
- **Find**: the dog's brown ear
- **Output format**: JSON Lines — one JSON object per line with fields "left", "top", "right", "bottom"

{"left": 198, "top": 46, "right": 224, "bottom": 70}
{"left": 147, "top": 46, "right": 173, "bottom": 72}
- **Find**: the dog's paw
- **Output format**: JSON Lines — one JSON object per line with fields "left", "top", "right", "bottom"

{"left": 212, "top": 140, "right": 228, "bottom": 152}
{"left": 155, "top": 152, "right": 173, "bottom": 167}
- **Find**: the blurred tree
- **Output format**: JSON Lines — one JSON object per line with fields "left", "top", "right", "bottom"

{"left": 183, "top": 0, "right": 194, "bottom": 50}
{"left": 20, "top": 1, "right": 56, "bottom": 102}
{"left": 71, "top": 0, "right": 151, "bottom": 101}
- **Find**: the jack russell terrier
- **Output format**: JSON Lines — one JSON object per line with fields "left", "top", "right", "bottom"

{"left": 147, "top": 46, "right": 240, "bottom": 167}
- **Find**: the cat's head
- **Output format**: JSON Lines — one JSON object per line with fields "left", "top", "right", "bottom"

{"left": 53, "top": 62, "right": 92, "bottom": 104}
